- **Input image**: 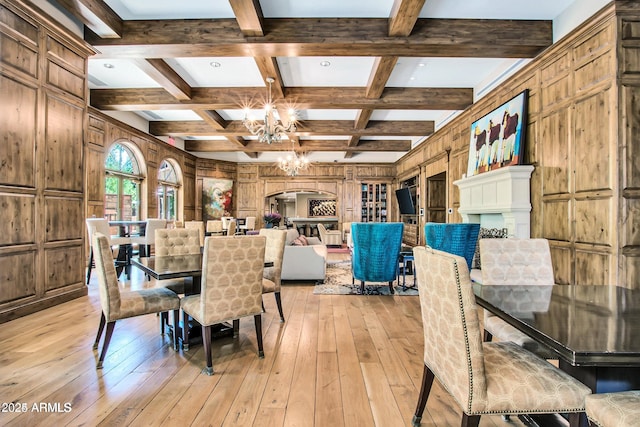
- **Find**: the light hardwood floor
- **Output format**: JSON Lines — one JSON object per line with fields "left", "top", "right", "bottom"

{"left": 0, "top": 253, "right": 528, "bottom": 427}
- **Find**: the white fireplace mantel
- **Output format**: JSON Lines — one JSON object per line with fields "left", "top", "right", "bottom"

{"left": 453, "top": 165, "right": 534, "bottom": 238}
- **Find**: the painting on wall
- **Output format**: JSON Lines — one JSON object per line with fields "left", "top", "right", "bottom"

{"left": 202, "top": 178, "right": 233, "bottom": 221}
{"left": 308, "top": 199, "right": 336, "bottom": 217}
{"left": 466, "top": 89, "right": 528, "bottom": 177}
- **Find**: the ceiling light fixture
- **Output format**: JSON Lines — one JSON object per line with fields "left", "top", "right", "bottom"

{"left": 278, "top": 140, "right": 310, "bottom": 177}
{"left": 103, "top": 63, "right": 114, "bottom": 69}
{"left": 320, "top": 60, "right": 331, "bottom": 67}
{"left": 210, "top": 61, "right": 221, "bottom": 68}
{"left": 243, "top": 77, "right": 297, "bottom": 145}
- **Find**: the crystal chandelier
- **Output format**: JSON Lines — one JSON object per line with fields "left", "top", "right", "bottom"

{"left": 243, "top": 77, "right": 296, "bottom": 144}
{"left": 278, "top": 142, "right": 310, "bottom": 177}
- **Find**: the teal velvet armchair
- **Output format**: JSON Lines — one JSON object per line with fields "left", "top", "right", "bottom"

{"left": 351, "top": 222, "right": 404, "bottom": 294}
{"left": 424, "top": 222, "right": 480, "bottom": 271}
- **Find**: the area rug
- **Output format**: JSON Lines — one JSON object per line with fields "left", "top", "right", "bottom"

{"left": 314, "top": 261, "right": 418, "bottom": 296}
{"left": 326, "top": 246, "right": 351, "bottom": 254}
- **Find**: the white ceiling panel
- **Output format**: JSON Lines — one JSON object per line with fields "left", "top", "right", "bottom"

{"left": 419, "top": 0, "right": 575, "bottom": 19}
{"left": 278, "top": 57, "right": 375, "bottom": 87}
{"left": 104, "top": 0, "right": 235, "bottom": 20}
{"left": 260, "top": 0, "right": 396, "bottom": 18}
{"left": 165, "top": 58, "right": 264, "bottom": 87}
{"left": 88, "top": 59, "right": 161, "bottom": 89}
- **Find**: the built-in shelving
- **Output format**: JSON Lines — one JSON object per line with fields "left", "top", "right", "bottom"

{"left": 360, "top": 182, "right": 388, "bottom": 222}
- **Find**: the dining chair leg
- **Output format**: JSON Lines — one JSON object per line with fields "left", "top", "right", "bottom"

{"left": 93, "top": 312, "right": 106, "bottom": 350}
{"left": 567, "top": 412, "right": 582, "bottom": 427}
{"left": 160, "top": 312, "right": 168, "bottom": 334}
{"left": 274, "top": 292, "right": 285, "bottom": 322}
{"left": 97, "top": 321, "right": 116, "bottom": 369}
{"left": 254, "top": 314, "right": 264, "bottom": 358}
{"left": 483, "top": 329, "right": 493, "bottom": 342}
{"left": 461, "top": 414, "right": 480, "bottom": 427}
{"left": 388, "top": 281, "right": 395, "bottom": 294}
{"left": 86, "top": 248, "right": 94, "bottom": 285}
{"left": 202, "top": 325, "right": 214, "bottom": 376}
{"left": 361, "top": 281, "right": 365, "bottom": 294}
{"left": 182, "top": 311, "right": 190, "bottom": 351}
{"left": 172, "top": 310, "right": 180, "bottom": 351}
{"left": 412, "top": 364, "right": 435, "bottom": 427}
{"left": 233, "top": 319, "right": 240, "bottom": 337}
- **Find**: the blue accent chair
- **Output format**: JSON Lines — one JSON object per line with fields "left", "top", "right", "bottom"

{"left": 351, "top": 222, "right": 404, "bottom": 294}
{"left": 424, "top": 222, "right": 480, "bottom": 271}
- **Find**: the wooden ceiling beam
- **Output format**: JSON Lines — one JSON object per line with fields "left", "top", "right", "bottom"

{"left": 90, "top": 87, "right": 473, "bottom": 110}
{"left": 184, "top": 139, "right": 412, "bottom": 152}
{"left": 365, "top": 57, "right": 398, "bottom": 99}
{"left": 195, "top": 110, "right": 229, "bottom": 130}
{"left": 150, "top": 120, "right": 434, "bottom": 137}
{"left": 388, "top": 0, "right": 427, "bottom": 37}
{"left": 55, "top": 0, "right": 123, "bottom": 38}
{"left": 85, "top": 18, "right": 552, "bottom": 58}
{"left": 132, "top": 59, "right": 192, "bottom": 100}
{"left": 229, "top": 0, "right": 265, "bottom": 37}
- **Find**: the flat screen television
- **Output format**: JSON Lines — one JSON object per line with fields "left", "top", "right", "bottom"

{"left": 395, "top": 188, "right": 416, "bottom": 215}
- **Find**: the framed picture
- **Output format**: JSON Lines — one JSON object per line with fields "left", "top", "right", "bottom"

{"left": 308, "top": 199, "right": 336, "bottom": 217}
{"left": 202, "top": 178, "right": 233, "bottom": 221}
{"left": 466, "top": 89, "right": 528, "bottom": 177}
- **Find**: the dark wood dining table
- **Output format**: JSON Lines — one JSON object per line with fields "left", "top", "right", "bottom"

{"left": 473, "top": 284, "right": 640, "bottom": 394}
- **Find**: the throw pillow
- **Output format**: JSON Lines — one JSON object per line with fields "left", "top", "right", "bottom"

{"left": 298, "top": 235, "right": 308, "bottom": 246}
{"left": 473, "top": 227, "right": 509, "bottom": 269}
{"left": 291, "top": 237, "right": 304, "bottom": 246}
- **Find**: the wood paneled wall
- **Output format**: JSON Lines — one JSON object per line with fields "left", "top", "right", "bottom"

{"left": 196, "top": 162, "right": 396, "bottom": 229}
{"left": 0, "top": 0, "right": 93, "bottom": 322}
{"left": 395, "top": 2, "right": 640, "bottom": 289}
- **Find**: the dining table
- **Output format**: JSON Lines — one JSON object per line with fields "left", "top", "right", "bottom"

{"left": 473, "top": 284, "right": 640, "bottom": 392}
{"left": 132, "top": 254, "right": 274, "bottom": 349}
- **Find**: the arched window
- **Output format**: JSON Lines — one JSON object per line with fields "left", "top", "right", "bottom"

{"left": 157, "top": 159, "right": 180, "bottom": 220}
{"left": 104, "top": 143, "right": 143, "bottom": 221}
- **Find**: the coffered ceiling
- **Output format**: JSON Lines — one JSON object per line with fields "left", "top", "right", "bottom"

{"left": 47, "top": 0, "right": 594, "bottom": 163}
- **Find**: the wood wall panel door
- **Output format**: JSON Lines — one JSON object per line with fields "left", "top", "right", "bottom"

{"left": 0, "top": 32, "right": 38, "bottom": 77}
{"left": 575, "top": 250, "right": 610, "bottom": 286}
{"left": 44, "top": 197, "right": 84, "bottom": 242}
{"left": 575, "top": 198, "right": 612, "bottom": 245}
{"left": 622, "top": 86, "right": 640, "bottom": 189}
{"left": 541, "top": 109, "right": 570, "bottom": 195}
{"left": 236, "top": 181, "right": 256, "bottom": 210}
{"left": 0, "top": 74, "right": 37, "bottom": 187}
{"left": 44, "top": 245, "right": 83, "bottom": 292}
{"left": 85, "top": 146, "right": 105, "bottom": 203}
{"left": 0, "top": 251, "right": 36, "bottom": 304}
{"left": 574, "top": 90, "right": 614, "bottom": 193}
{"left": 44, "top": 95, "right": 84, "bottom": 192}
{"left": 542, "top": 199, "right": 571, "bottom": 242}
{"left": 0, "top": 193, "right": 35, "bottom": 245}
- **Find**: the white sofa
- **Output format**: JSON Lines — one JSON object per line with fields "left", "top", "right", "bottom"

{"left": 281, "top": 229, "right": 327, "bottom": 282}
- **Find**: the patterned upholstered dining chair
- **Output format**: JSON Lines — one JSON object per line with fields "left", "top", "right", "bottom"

{"left": 424, "top": 222, "right": 480, "bottom": 271}
{"left": 86, "top": 218, "right": 132, "bottom": 284}
{"left": 130, "top": 218, "right": 167, "bottom": 257}
{"left": 411, "top": 247, "right": 590, "bottom": 427}
{"left": 153, "top": 228, "right": 201, "bottom": 297}
{"left": 180, "top": 235, "right": 266, "bottom": 375}
{"left": 259, "top": 228, "right": 287, "bottom": 322}
{"left": 585, "top": 390, "right": 640, "bottom": 427}
{"left": 92, "top": 232, "right": 180, "bottom": 369}
{"left": 184, "top": 220, "right": 205, "bottom": 247}
{"left": 479, "top": 238, "right": 557, "bottom": 359}
{"left": 351, "top": 222, "right": 404, "bottom": 294}
{"left": 206, "top": 220, "right": 224, "bottom": 235}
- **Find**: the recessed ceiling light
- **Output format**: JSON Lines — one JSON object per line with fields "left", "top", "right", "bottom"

{"left": 103, "top": 63, "right": 114, "bottom": 69}
{"left": 210, "top": 61, "right": 221, "bottom": 68}
{"left": 418, "top": 63, "right": 425, "bottom": 67}
{"left": 320, "top": 60, "right": 331, "bottom": 67}
{"left": 410, "top": 77, "right": 416, "bottom": 81}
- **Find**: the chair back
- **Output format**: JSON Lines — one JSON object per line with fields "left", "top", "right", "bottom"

{"left": 184, "top": 220, "right": 205, "bottom": 247}
{"left": 480, "top": 238, "right": 554, "bottom": 286}
{"left": 155, "top": 228, "right": 201, "bottom": 256}
{"left": 424, "top": 222, "right": 480, "bottom": 271}
{"left": 244, "top": 216, "right": 256, "bottom": 230}
{"left": 196, "top": 236, "right": 266, "bottom": 325}
{"left": 259, "top": 229, "right": 287, "bottom": 291}
{"left": 173, "top": 220, "right": 183, "bottom": 228}
{"left": 351, "top": 222, "right": 404, "bottom": 283}
{"left": 226, "top": 219, "right": 237, "bottom": 236}
{"left": 206, "top": 220, "right": 223, "bottom": 234}
{"left": 413, "top": 246, "right": 487, "bottom": 413}
{"left": 87, "top": 218, "right": 111, "bottom": 244}
{"left": 92, "top": 232, "right": 122, "bottom": 321}
{"left": 317, "top": 223, "right": 329, "bottom": 241}
{"left": 143, "top": 219, "right": 167, "bottom": 244}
